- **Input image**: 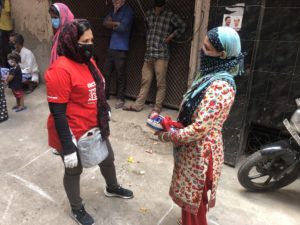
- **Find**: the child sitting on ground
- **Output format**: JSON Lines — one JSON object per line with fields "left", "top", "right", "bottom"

{"left": 5, "top": 52, "right": 26, "bottom": 112}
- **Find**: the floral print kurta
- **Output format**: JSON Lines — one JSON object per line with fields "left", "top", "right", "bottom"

{"left": 169, "top": 80, "right": 235, "bottom": 214}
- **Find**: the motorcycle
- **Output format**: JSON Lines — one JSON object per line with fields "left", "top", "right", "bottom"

{"left": 238, "top": 99, "right": 300, "bottom": 192}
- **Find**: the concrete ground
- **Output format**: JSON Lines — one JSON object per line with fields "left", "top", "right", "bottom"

{"left": 0, "top": 85, "right": 299, "bottom": 225}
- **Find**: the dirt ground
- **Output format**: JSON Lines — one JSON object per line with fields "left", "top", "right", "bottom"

{"left": 0, "top": 85, "right": 299, "bottom": 225}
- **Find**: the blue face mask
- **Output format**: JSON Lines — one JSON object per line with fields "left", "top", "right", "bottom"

{"left": 51, "top": 18, "right": 60, "bottom": 29}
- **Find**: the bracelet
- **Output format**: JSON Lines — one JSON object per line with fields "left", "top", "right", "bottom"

{"left": 162, "top": 132, "right": 167, "bottom": 142}
{"left": 167, "top": 132, "right": 171, "bottom": 142}
{"left": 158, "top": 132, "right": 164, "bottom": 142}
{"left": 158, "top": 132, "right": 166, "bottom": 142}
{"left": 162, "top": 132, "right": 170, "bottom": 142}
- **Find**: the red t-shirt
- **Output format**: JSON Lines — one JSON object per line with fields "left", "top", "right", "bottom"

{"left": 45, "top": 56, "right": 103, "bottom": 151}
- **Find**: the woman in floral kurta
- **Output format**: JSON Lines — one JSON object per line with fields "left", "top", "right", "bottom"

{"left": 156, "top": 27, "right": 244, "bottom": 225}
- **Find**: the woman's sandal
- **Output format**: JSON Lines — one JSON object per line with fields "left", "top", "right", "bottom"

{"left": 122, "top": 105, "right": 139, "bottom": 112}
{"left": 15, "top": 106, "right": 27, "bottom": 112}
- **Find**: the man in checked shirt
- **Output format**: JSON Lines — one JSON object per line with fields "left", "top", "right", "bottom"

{"left": 123, "top": 0, "right": 186, "bottom": 115}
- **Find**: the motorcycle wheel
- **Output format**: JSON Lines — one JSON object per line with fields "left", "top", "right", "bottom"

{"left": 238, "top": 151, "right": 300, "bottom": 192}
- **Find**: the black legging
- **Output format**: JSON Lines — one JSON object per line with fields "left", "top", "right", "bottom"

{"left": 63, "top": 138, "right": 118, "bottom": 210}
{"left": 49, "top": 102, "right": 118, "bottom": 209}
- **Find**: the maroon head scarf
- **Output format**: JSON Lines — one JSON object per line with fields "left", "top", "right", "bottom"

{"left": 57, "top": 19, "right": 110, "bottom": 139}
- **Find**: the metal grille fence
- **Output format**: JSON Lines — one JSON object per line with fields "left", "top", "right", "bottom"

{"left": 54, "top": 0, "right": 195, "bottom": 108}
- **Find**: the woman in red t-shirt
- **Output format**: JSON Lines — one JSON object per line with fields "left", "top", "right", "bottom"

{"left": 45, "top": 19, "right": 133, "bottom": 225}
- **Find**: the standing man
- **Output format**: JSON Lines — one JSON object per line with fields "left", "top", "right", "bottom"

{"left": 123, "top": 0, "right": 186, "bottom": 115}
{"left": 103, "top": 0, "right": 134, "bottom": 109}
{"left": 0, "top": 0, "right": 13, "bottom": 67}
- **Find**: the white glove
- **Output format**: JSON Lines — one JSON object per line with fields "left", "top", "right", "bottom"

{"left": 64, "top": 152, "right": 78, "bottom": 168}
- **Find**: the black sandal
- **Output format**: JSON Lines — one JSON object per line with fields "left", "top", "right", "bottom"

{"left": 122, "top": 105, "right": 139, "bottom": 112}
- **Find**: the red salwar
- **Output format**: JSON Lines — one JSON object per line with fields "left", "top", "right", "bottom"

{"left": 181, "top": 154, "right": 213, "bottom": 225}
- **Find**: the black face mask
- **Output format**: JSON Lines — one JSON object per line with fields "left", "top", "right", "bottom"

{"left": 78, "top": 43, "right": 94, "bottom": 62}
{"left": 9, "top": 42, "right": 16, "bottom": 51}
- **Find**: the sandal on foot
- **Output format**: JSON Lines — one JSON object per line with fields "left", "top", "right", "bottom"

{"left": 11, "top": 105, "right": 18, "bottom": 110}
{"left": 15, "top": 106, "right": 27, "bottom": 112}
{"left": 122, "top": 105, "right": 139, "bottom": 112}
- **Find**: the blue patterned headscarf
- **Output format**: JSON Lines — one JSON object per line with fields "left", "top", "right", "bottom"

{"left": 198, "top": 26, "right": 244, "bottom": 78}
{"left": 178, "top": 27, "right": 244, "bottom": 126}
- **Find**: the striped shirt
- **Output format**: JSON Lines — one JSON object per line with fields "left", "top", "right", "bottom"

{"left": 145, "top": 9, "right": 186, "bottom": 60}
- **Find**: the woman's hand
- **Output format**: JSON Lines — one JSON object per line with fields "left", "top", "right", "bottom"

{"left": 154, "top": 131, "right": 171, "bottom": 143}
{"left": 64, "top": 152, "right": 78, "bottom": 168}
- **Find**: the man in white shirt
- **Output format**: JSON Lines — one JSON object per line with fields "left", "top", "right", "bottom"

{"left": 11, "top": 33, "right": 39, "bottom": 93}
